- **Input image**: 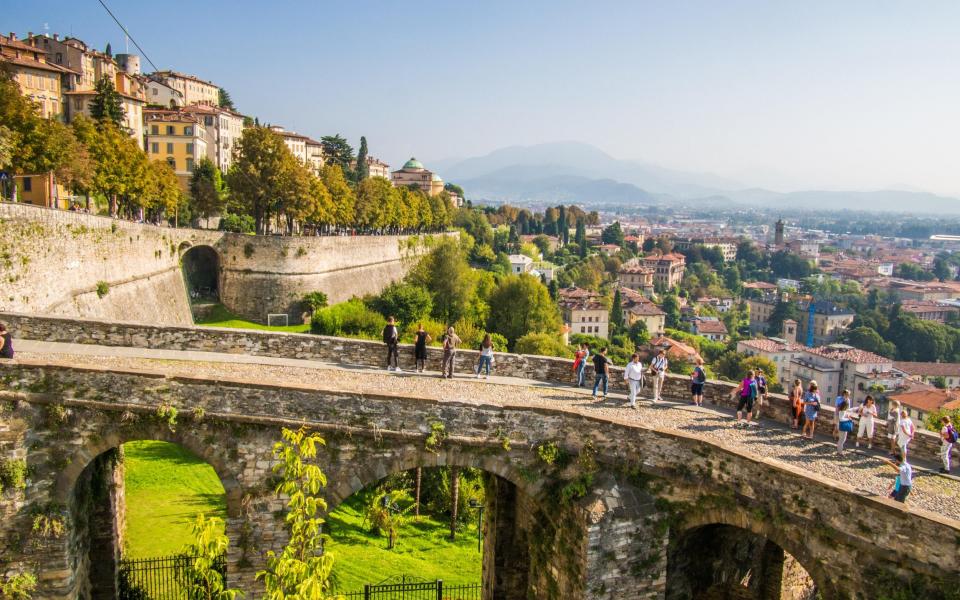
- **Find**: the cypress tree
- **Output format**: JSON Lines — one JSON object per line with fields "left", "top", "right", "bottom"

{"left": 558, "top": 205, "right": 567, "bottom": 244}
{"left": 576, "top": 219, "right": 587, "bottom": 258}
{"left": 610, "top": 288, "right": 624, "bottom": 332}
{"left": 355, "top": 136, "right": 369, "bottom": 182}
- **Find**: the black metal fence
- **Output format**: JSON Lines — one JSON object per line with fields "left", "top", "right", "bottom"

{"left": 118, "top": 554, "right": 226, "bottom": 600}
{"left": 342, "top": 578, "right": 482, "bottom": 600}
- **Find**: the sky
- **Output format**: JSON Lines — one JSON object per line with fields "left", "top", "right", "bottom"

{"left": 7, "top": 0, "right": 960, "bottom": 195}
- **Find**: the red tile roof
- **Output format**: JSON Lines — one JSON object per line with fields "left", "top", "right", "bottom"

{"left": 894, "top": 362, "right": 960, "bottom": 378}
{"left": 888, "top": 389, "right": 957, "bottom": 413}
{"left": 693, "top": 320, "right": 728, "bottom": 335}
{"left": 739, "top": 338, "right": 804, "bottom": 353}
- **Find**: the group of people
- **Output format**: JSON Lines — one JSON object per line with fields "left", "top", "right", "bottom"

{"left": 381, "top": 318, "right": 495, "bottom": 380}
{"left": 573, "top": 345, "right": 672, "bottom": 408}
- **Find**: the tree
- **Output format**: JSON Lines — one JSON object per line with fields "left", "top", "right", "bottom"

{"left": 354, "top": 136, "right": 369, "bottom": 182}
{"left": 844, "top": 326, "right": 896, "bottom": 358}
{"left": 189, "top": 158, "right": 226, "bottom": 221}
{"left": 227, "top": 127, "right": 296, "bottom": 234}
{"left": 71, "top": 116, "right": 143, "bottom": 216}
{"left": 514, "top": 332, "right": 573, "bottom": 358}
{"left": 661, "top": 294, "right": 682, "bottom": 329}
{"left": 486, "top": 274, "right": 561, "bottom": 347}
{"left": 610, "top": 289, "right": 624, "bottom": 332}
{"left": 319, "top": 164, "right": 355, "bottom": 227}
{"left": 320, "top": 134, "right": 354, "bottom": 174}
{"left": 90, "top": 76, "right": 125, "bottom": 128}
{"left": 372, "top": 282, "right": 433, "bottom": 327}
{"left": 575, "top": 219, "right": 587, "bottom": 258}
{"left": 177, "top": 514, "right": 242, "bottom": 600}
{"left": 218, "top": 88, "right": 235, "bottom": 110}
{"left": 256, "top": 427, "right": 337, "bottom": 600}
{"left": 301, "top": 292, "right": 328, "bottom": 313}
{"left": 886, "top": 314, "right": 952, "bottom": 362}
{"left": 628, "top": 320, "right": 650, "bottom": 348}
{"left": 767, "top": 300, "right": 801, "bottom": 337}
{"left": 408, "top": 238, "right": 477, "bottom": 324}
{"left": 104, "top": 42, "right": 112, "bottom": 57}
{"left": 354, "top": 176, "right": 393, "bottom": 230}
{"left": 770, "top": 251, "right": 813, "bottom": 279}
{"left": 601, "top": 221, "right": 625, "bottom": 246}
{"left": 141, "top": 159, "right": 184, "bottom": 222}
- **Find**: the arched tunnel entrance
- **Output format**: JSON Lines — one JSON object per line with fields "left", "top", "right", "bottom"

{"left": 666, "top": 523, "right": 819, "bottom": 600}
{"left": 180, "top": 244, "right": 220, "bottom": 302}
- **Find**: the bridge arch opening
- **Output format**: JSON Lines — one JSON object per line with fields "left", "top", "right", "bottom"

{"left": 180, "top": 244, "right": 220, "bottom": 302}
{"left": 666, "top": 522, "right": 821, "bottom": 600}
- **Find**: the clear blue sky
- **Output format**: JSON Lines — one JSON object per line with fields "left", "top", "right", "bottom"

{"left": 7, "top": 0, "right": 960, "bottom": 194}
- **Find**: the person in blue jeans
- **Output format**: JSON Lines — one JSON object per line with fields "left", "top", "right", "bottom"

{"left": 592, "top": 347, "right": 610, "bottom": 399}
{"left": 475, "top": 334, "right": 494, "bottom": 379}
{"left": 574, "top": 343, "right": 590, "bottom": 387}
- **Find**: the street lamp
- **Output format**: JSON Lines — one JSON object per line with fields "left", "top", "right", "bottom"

{"left": 469, "top": 498, "right": 484, "bottom": 552}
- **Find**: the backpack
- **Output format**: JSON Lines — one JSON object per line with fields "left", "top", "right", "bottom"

{"left": 383, "top": 325, "right": 397, "bottom": 344}
{"left": 947, "top": 425, "right": 959, "bottom": 444}
{"left": 693, "top": 367, "right": 706, "bottom": 384}
{"left": 740, "top": 379, "right": 756, "bottom": 399}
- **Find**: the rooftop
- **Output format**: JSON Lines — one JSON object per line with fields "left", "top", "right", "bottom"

{"left": 693, "top": 319, "right": 728, "bottom": 335}
{"left": 888, "top": 388, "right": 957, "bottom": 413}
{"left": 894, "top": 362, "right": 960, "bottom": 378}
{"left": 402, "top": 157, "right": 425, "bottom": 171}
{"left": 800, "top": 345, "right": 891, "bottom": 365}
{"left": 738, "top": 338, "right": 805, "bottom": 353}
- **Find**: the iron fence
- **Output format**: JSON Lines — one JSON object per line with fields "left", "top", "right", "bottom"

{"left": 342, "top": 578, "right": 482, "bottom": 600}
{"left": 118, "top": 554, "right": 226, "bottom": 600}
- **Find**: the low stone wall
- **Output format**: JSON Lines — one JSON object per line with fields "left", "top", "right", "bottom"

{"left": 1, "top": 311, "right": 952, "bottom": 465}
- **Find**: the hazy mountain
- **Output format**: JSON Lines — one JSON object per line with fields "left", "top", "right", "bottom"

{"left": 439, "top": 141, "right": 960, "bottom": 214}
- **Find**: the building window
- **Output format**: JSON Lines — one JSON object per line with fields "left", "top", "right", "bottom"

{"left": 151, "top": 142, "right": 159, "bottom": 154}
{"left": 204, "top": 116, "right": 213, "bottom": 126}
{"left": 186, "top": 158, "right": 194, "bottom": 172}
{"left": 166, "top": 125, "right": 175, "bottom": 135}
{"left": 166, "top": 157, "right": 176, "bottom": 170}
{"left": 152, "top": 88, "right": 158, "bottom": 96}
{"left": 166, "top": 142, "right": 174, "bottom": 154}
{"left": 184, "top": 126, "right": 193, "bottom": 136}
{"left": 151, "top": 125, "right": 159, "bottom": 135}
{"left": 22, "top": 177, "right": 32, "bottom": 192}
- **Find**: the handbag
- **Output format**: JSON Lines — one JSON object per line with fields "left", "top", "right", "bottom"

{"left": 839, "top": 420, "right": 854, "bottom": 433}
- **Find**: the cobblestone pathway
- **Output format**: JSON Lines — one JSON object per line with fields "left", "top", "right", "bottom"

{"left": 13, "top": 343, "right": 960, "bottom": 522}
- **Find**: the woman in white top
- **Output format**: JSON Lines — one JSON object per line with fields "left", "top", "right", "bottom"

{"left": 836, "top": 399, "right": 856, "bottom": 454}
{"left": 623, "top": 354, "right": 645, "bottom": 410}
{"left": 896, "top": 410, "right": 915, "bottom": 458}
{"left": 475, "top": 334, "right": 495, "bottom": 379}
{"left": 855, "top": 395, "right": 878, "bottom": 449}
{"left": 886, "top": 400, "right": 901, "bottom": 455}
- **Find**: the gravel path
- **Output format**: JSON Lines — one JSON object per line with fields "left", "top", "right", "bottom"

{"left": 14, "top": 347, "right": 960, "bottom": 522}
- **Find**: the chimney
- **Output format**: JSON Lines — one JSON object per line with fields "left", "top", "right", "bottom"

{"left": 783, "top": 319, "right": 798, "bottom": 345}
{"left": 53, "top": 33, "right": 59, "bottom": 41}
{"left": 27, "top": 31, "right": 32, "bottom": 39}
{"left": 9, "top": 32, "right": 16, "bottom": 41}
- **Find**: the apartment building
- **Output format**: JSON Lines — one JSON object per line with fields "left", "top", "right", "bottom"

{"left": 796, "top": 300, "right": 855, "bottom": 346}
{"left": 148, "top": 71, "right": 219, "bottom": 106}
{"left": 182, "top": 104, "right": 244, "bottom": 173}
{"left": 144, "top": 109, "right": 207, "bottom": 189}
{"left": 559, "top": 287, "right": 609, "bottom": 339}
{"left": 619, "top": 287, "right": 665, "bottom": 335}
{"left": 642, "top": 252, "right": 686, "bottom": 288}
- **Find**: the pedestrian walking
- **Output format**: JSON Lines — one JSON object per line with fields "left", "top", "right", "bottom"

{"left": 413, "top": 324, "right": 431, "bottom": 373}
{"left": 755, "top": 369, "right": 768, "bottom": 418}
{"left": 833, "top": 390, "right": 850, "bottom": 440}
{"left": 440, "top": 327, "right": 461, "bottom": 379}
{"left": 0, "top": 323, "right": 12, "bottom": 360}
{"left": 649, "top": 349, "right": 668, "bottom": 403}
{"left": 592, "top": 347, "right": 610, "bottom": 399}
{"left": 623, "top": 353, "right": 645, "bottom": 409}
{"left": 855, "top": 395, "right": 878, "bottom": 449}
{"left": 790, "top": 379, "right": 804, "bottom": 429}
{"left": 801, "top": 381, "right": 821, "bottom": 439}
{"left": 690, "top": 358, "right": 706, "bottom": 407}
{"left": 476, "top": 334, "right": 494, "bottom": 379}
{"left": 836, "top": 399, "right": 855, "bottom": 454}
{"left": 382, "top": 317, "right": 400, "bottom": 372}
{"left": 886, "top": 400, "right": 902, "bottom": 455}
{"left": 939, "top": 416, "right": 957, "bottom": 474}
{"left": 896, "top": 410, "right": 915, "bottom": 458}
{"left": 881, "top": 452, "right": 913, "bottom": 503}
{"left": 573, "top": 343, "right": 590, "bottom": 387}
{"left": 734, "top": 370, "right": 759, "bottom": 427}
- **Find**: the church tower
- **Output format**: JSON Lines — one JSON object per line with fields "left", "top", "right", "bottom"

{"left": 774, "top": 218, "right": 785, "bottom": 246}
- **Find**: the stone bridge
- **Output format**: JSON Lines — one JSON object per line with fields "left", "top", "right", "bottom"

{"left": 2, "top": 322, "right": 959, "bottom": 599}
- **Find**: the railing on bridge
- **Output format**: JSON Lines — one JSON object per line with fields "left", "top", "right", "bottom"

{"left": 118, "top": 554, "right": 226, "bottom": 600}
{"left": 343, "top": 576, "right": 482, "bottom": 600}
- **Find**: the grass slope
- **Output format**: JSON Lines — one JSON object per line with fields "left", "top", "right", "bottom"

{"left": 326, "top": 495, "right": 482, "bottom": 594}
{"left": 195, "top": 303, "right": 311, "bottom": 333}
{"left": 122, "top": 441, "right": 227, "bottom": 558}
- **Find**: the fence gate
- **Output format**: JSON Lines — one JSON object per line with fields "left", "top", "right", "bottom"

{"left": 342, "top": 575, "right": 482, "bottom": 600}
{"left": 118, "top": 554, "right": 226, "bottom": 600}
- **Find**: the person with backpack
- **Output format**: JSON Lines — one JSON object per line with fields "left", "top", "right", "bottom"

{"left": 592, "top": 347, "right": 611, "bottom": 399}
{"left": 649, "top": 349, "right": 668, "bottom": 403}
{"left": 0, "top": 323, "right": 12, "bottom": 360}
{"left": 440, "top": 326, "right": 461, "bottom": 379}
{"left": 833, "top": 389, "right": 851, "bottom": 440}
{"left": 790, "top": 379, "right": 804, "bottom": 429}
{"left": 801, "top": 381, "right": 821, "bottom": 440}
{"left": 755, "top": 369, "right": 768, "bottom": 418}
{"left": 896, "top": 409, "right": 915, "bottom": 458}
{"left": 690, "top": 357, "right": 706, "bottom": 406}
{"left": 940, "top": 415, "right": 957, "bottom": 474}
{"left": 382, "top": 316, "right": 400, "bottom": 372}
{"left": 855, "top": 395, "right": 878, "bottom": 449}
{"left": 836, "top": 399, "right": 855, "bottom": 454}
{"left": 623, "top": 353, "right": 645, "bottom": 409}
{"left": 476, "top": 334, "right": 495, "bottom": 379}
{"left": 573, "top": 343, "right": 590, "bottom": 388}
{"left": 734, "top": 370, "right": 759, "bottom": 427}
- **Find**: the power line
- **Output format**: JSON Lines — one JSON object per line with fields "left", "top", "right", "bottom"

{"left": 94, "top": 0, "right": 160, "bottom": 72}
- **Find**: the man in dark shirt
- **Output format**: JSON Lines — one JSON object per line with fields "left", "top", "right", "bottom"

{"left": 382, "top": 317, "right": 399, "bottom": 372}
{"left": 591, "top": 347, "right": 610, "bottom": 399}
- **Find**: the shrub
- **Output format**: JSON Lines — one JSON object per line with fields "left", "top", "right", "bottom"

{"left": 0, "top": 458, "right": 28, "bottom": 494}
{"left": 402, "top": 318, "right": 447, "bottom": 345}
{"left": 515, "top": 332, "right": 574, "bottom": 358}
{"left": 219, "top": 213, "right": 255, "bottom": 233}
{"left": 311, "top": 298, "right": 386, "bottom": 338}
{"left": 371, "top": 283, "right": 432, "bottom": 327}
{"left": 301, "top": 291, "right": 328, "bottom": 313}
{"left": 95, "top": 281, "right": 109, "bottom": 298}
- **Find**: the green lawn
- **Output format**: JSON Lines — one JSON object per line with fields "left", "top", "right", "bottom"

{"left": 326, "top": 495, "right": 482, "bottom": 594}
{"left": 122, "top": 441, "right": 227, "bottom": 558}
{"left": 194, "top": 303, "right": 311, "bottom": 333}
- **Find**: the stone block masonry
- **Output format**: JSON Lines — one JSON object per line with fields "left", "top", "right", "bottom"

{"left": 0, "top": 202, "right": 433, "bottom": 325}
{"left": 2, "top": 310, "right": 954, "bottom": 465}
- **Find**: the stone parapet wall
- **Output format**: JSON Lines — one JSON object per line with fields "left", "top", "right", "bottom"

{"left": 2, "top": 310, "right": 953, "bottom": 465}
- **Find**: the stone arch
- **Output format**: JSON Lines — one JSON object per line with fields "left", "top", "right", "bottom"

{"left": 667, "top": 508, "right": 834, "bottom": 600}
{"left": 54, "top": 425, "right": 243, "bottom": 517}
{"left": 180, "top": 243, "right": 221, "bottom": 302}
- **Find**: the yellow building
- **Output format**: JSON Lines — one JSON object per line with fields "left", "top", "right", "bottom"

{"left": 144, "top": 109, "right": 207, "bottom": 190}
{"left": 148, "top": 71, "right": 219, "bottom": 106}
{"left": 391, "top": 158, "right": 445, "bottom": 195}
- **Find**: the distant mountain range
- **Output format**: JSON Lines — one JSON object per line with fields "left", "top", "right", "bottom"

{"left": 431, "top": 141, "right": 960, "bottom": 214}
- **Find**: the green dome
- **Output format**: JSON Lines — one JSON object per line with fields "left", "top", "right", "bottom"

{"left": 431, "top": 173, "right": 442, "bottom": 182}
{"left": 403, "top": 157, "right": 424, "bottom": 170}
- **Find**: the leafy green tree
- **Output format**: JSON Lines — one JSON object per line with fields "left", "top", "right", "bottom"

{"left": 627, "top": 320, "right": 650, "bottom": 348}
{"left": 71, "top": 116, "right": 142, "bottom": 216}
{"left": 428, "top": 191, "right": 452, "bottom": 231}
{"left": 354, "top": 136, "right": 369, "bottom": 182}
{"left": 319, "top": 164, "right": 355, "bottom": 227}
{"left": 218, "top": 88, "right": 235, "bottom": 110}
{"left": 256, "top": 427, "right": 337, "bottom": 600}
{"left": 770, "top": 251, "right": 813, "bottom": 279}
{"left": 843, "top": 326, "right": 896, "bottom": 358}
{"left": 364, "top": 490, "right": 410, "bottom": 549}
{"left": 90, "top": 76, "right": 125, "bottom": 128}
{"left": 178, "top": 514, "right": 242, "bottom": 600}
{"left": 486, "top": 274, "right": 561, "bottom": 347}
{"left": 408, "top": 238, "right": 476, "bottom": 324}
{"left": 601, "top": 221, "right": 625, "bottom": 246}
{"left": 320, "top": 134, "right": 354, "bottom": 175}
{"left": 301, "top": 292, "right": 328, "bottom": 313}
{"left": 610, "top": 289, "right": 624, "bottom": 332}
{"left": 575, "top": 219, "right": 587, "bottom": 258}
{"left": 515, "top": 332, "right": 573, "bottom": 358}
{"left": 189, "top": 158, "right": 226, "bottom": 221}
{"left": 887, "top": 314, "right": 952, "bottom": 361}
{"left": 354, "top": 176, "right": 393, "bottom": 230}
{"left": 227, "top": 126, "right": 296, "bottom": 234}
{"left": 896, "top": 262, "right": 935, "bottom": 281}
{"left": 661, "top": 294, "right": 682, "bottom": 329}
{"left": 372, "top": 282, "right": 433, "bottom": 326}
{"left": 767, "top": 300, "right": 801, "bottom": 337}
{"left": 141, "top": 158, "right": 184, "bottom": 222}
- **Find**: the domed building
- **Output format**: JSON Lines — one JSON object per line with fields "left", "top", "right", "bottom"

{"left": 391, "top": 157, "right": 445, "bottom": 196}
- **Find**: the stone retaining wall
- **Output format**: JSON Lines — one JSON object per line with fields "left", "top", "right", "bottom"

{"left": 0, "top": 311, "right": 953, "bottom": 465}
